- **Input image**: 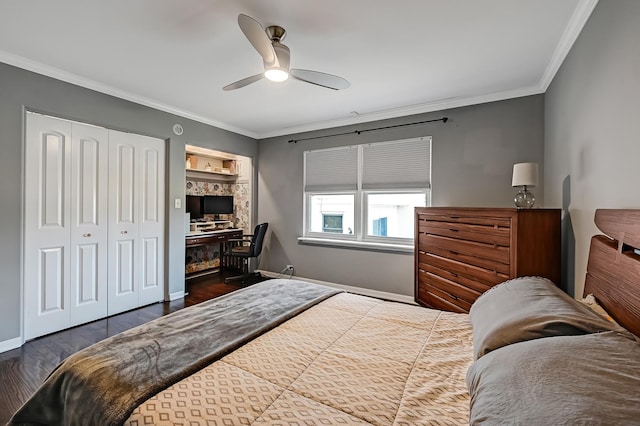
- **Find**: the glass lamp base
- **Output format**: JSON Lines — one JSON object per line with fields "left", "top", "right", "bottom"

{"left": 514, "top": 188, "right": 536, "bottom": 209}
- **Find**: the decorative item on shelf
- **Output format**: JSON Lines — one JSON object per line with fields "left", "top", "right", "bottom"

{"left": 224, "top": 160, "right": 237, "bottom": 175}
{"left": 512, "top": 162, "right": 538, "bottom": 208}
{"left": 204, "top": 162, "right": 212, "bottom": 172}
{"left": 186, "top": 157, "right": 192, "bottom": 169}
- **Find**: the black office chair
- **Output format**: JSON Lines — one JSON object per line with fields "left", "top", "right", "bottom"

{"left": 224, "top": 223, "right": 269, "bottom": 285}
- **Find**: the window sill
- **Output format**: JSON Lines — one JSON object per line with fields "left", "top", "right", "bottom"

{"left": 297, "top": 237, "right": 414, "bottom": 254}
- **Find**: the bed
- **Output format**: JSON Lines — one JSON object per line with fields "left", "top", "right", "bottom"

{"left": 9, "top": 209, "right": 640, "bottom": 425}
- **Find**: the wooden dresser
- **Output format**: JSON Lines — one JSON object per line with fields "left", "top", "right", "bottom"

{"left": 415, "top": 207, "right": 560, "bottom": 313}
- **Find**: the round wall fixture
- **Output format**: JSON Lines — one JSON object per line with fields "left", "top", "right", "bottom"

{"left": 172, "top": 124, "right": 184, "bottom": 136}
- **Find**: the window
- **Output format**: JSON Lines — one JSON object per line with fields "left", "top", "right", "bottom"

{"left": 303, "top": 137, "right": 431, "bottom": 249}
{"left": 322, "top": 214, "right": 344, "bottom": 233}
{"left": 372, "top": 217, "right": 387, "bottom": 236}
{"left": 309, "top": 194, "right": 354, "bottom": 234}
{"left": 367, "top": 193, "right": 427, "bottom": 239}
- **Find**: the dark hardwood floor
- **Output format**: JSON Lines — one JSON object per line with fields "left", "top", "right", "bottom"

{"left": 0, "top": 271, "right": 248, "bottom": 423}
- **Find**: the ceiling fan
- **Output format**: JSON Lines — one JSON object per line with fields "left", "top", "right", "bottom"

{"left": 223, "top": 14, "right": 350, "bottom": 91}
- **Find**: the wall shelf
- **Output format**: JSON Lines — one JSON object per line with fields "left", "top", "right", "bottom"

{"left": 186, "top": 146, "right": 239, "bottom": 179}
{"left": 188, "top": 220, "right": 232, "bottom": 234}
{"left": 186, "top": 168, "right": 237, "bottom": 180}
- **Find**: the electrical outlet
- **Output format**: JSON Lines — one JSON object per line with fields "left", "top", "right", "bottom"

{"left": 286, "top": 264, "right": 294, "bottom": 271}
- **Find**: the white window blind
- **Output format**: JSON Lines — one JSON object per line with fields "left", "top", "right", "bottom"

{"left": 362, "top": 137, "right": 431, "bottom": 189}
{"left": 304, "top": 146, "right": 358, "bottom": 192}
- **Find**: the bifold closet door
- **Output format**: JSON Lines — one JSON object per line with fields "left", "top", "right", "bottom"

{"left": 24, "top": 115, "right": 72, "bottom": 339}
{"left": 107, "top": 130, "right": 165, "bottom": 315}
{"left": 137, "top": 135, "right": 165, "bottom": 307}
{"left": 25, "top": 113, "right": 165, "bottom": 339}
{"left": 69, "top": 123, "right": 109, "bottom": 326}
{"left": 24, "top": 114, "right": 109, "bottom": 339}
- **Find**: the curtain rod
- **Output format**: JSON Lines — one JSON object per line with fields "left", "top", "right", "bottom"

{"left": 288, "top": 117, "right": 448, "bottom": 144}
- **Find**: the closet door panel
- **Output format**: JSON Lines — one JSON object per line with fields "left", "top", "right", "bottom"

{"left": 108, "top": 130, "right": 140, "bottom": 315}
{"left": 116, "top": 144, "right": 136, "bottom": 224}
{"left": 142, "top": 147, "right": 159, "bottom": 223}
{"left": 138, "top": 136, "right": 165, "bottom": 305}
{"left": 40, "top": 247, "right": 66, "bottom": 312}
{"left": 41, "top": 135, "right": 66, "bottom": 227}
{"left": 75, "top": 244, "right": 99, "bottom": 301}
{"left": 70, "top": 123, "right": 108, "bottom": 326}
{"left": 115, "top": 239, "right": 136, "bottom": 294}
{"left": 142, "top": 237, "right": 159, "bottom": 291}
{"left": 24, "top": 113, "right": 72, "bottom": 339}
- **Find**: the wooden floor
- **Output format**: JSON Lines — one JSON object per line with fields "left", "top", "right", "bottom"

{"left": 0, "top": 272, "right": 250, "bottom": 423}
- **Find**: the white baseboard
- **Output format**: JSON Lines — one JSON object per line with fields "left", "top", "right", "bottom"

{"left": 168, "top": 290, "right": 185, "bottom": 301}
{"left": 258, "top": 270, "right": 416, "bottom": 305}
{"left": 0, "top": 336, "right": 23, "bottom": 354}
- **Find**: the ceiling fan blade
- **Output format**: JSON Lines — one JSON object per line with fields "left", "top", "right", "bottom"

{"left": 290, "top": 69, "right": 350, "bottom": 90}
{"left": 238, "top": 14, "right": 276, "bottom": 65}
{"left": 223, "top": 73, "right": 264, "bottom": 91}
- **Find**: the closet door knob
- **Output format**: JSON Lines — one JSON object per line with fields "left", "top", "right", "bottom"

{"left": 83, "top": 233, "right": 92, "bottom": 237}
{"left": 121, "top": 230, "right": 128, "bottom": 234}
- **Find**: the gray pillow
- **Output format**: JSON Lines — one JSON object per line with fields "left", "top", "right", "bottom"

{"left": 469, "top": 276, "right": 625, "bottom": 359}
{"left": 466, "top": 331, "right": 640, "bottom": 425}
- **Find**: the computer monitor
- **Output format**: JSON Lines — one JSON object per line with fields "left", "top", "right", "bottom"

{"left": 204, "top": 195, "right": 234, "bottom": 215}
{"left": 185, "top": 195, "right": 204, "bottom": 221}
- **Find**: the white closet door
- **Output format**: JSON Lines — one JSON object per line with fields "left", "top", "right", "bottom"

{"left": 107, "top": 130, "right": 141, "bottom": 315}
{"left": 24, "top": 114, "right": 72, "bottom": 340}
{"left": 138, "top": 135, "right": 165, "bottom": 306}
{"left": 69, "top": 123, "right": 109, "bottom": 326}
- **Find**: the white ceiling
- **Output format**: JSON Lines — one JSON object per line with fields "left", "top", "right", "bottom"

{"left": 0, "top": 0, "right": 597, "bottom": 139}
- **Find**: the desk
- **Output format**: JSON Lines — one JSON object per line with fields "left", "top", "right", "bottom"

{"left": 185, "top": 228, "right": 243, "bottom": 279}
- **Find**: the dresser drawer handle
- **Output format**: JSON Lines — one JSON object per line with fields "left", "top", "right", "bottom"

{"left": 449, "top": 228, "right": 459, "bottom": 232}
{"left": 450, "top": 272, "right": 458, "bottom": 277}
{"left": 450, "top": 251, "right": 459, "bottom": 255}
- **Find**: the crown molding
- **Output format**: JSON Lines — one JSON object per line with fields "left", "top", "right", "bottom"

{"left": 540, "top": 0, "right": 599, "bottom": 91}
{"left": 0, "top": 51, "right": 260, "bottom": 139}
{"left": 257, "top": 85, "right": 543, "bottom": 139}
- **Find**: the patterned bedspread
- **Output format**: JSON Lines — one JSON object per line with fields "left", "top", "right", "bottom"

{"left": 127, "top": 292, "right": 473, "bottom": 425}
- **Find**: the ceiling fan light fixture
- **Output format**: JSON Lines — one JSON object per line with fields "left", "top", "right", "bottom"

{"left": 265, "top": 68, "right": 289, "bottom": 82}
{"left": 225, "top": 14, "right": 349, "bottom": 91}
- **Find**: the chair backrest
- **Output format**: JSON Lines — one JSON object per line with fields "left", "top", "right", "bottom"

{"left": 248, "top": 223, "right": 268, "bottom": 257}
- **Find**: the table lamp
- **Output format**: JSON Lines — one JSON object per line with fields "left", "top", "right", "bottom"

{"left": 512, "top": 162, "right": 538, "bottom": 208}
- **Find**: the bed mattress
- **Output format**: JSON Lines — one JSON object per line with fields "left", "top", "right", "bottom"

{"left": 126, "top": 292, "right": 473, "bottom": 425}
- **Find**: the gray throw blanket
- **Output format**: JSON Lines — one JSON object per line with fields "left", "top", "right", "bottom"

{"left": 9, "top": 279, "right": 340, "bottom": 426}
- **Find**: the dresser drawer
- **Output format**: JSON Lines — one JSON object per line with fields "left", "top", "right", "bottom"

{"left": 417, "top": 284, "right": 468, "bottom": 313}
{"left": 418, "top": 269, "right": 481, "bottom": 306}
{"left": 419, "top": 234, "right": 510, "bottom": 274}
{"left": 417, "top": 212, "right": 512, "bottom": 228}
{"left": 418, "top": 219, "right": 510, "bottom": 246}
{"left": 417, "top": 252, "right": 503, "bottom": 291}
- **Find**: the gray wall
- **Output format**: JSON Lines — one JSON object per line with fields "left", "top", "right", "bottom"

{"left": 544, "top": 0, "right": 640, "bottom": 297}
{"left": 0, "top": 62, "right": 257, "bottom": 343}
{"left": 258, "top": 95, "right": 545, "bottom": 296}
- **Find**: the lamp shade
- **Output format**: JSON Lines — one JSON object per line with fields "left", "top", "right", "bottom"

{"left": 512, "top": 162, "right": 539, "bottom": 187}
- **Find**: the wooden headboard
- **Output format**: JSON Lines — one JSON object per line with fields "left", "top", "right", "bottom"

{"left": 584, "top": 209, "right": 640, "bottom": 337}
